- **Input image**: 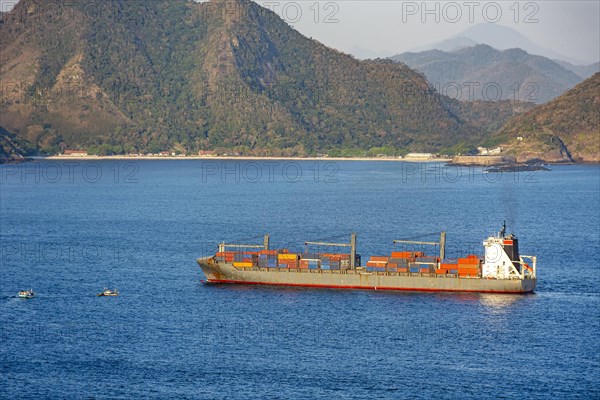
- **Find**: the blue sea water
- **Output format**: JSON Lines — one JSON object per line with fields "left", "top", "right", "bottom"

{"left": 0, "top": 160, "right": 599, "bottom": 399}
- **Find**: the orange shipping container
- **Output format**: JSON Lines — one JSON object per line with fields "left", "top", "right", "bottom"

{"left": 370, "top": 256, "right": 390, "bottom": 262}
{"left": 435, "top": 269, "right": 448, "bottom": 274}
{"left": 366, "top": 261, "right": 388, "bottom": 267}
{"left": 458, "top": 258, "right": 480, "bottom": 265}
{"left": 391, "top": 252, "right": 417, "bottom": 259}
{"left": 398, "top": 268, "right": 408, "bottom": 273}
{"left": 458, "top": 264, "right": 479, "bottom": 269}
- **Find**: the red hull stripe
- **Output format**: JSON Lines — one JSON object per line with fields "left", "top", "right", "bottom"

{"left": 207, "top": 279, "right": 529, "bottom": 294}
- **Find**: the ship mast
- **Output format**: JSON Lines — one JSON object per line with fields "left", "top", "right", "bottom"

{"left": 393, "top": 231, "right": 447, "bottom": 260}
{"left": 305, "top": 233, "right": 358, "bottom": 268}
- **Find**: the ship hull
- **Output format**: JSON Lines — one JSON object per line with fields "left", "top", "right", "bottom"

{"left": 197, "top": 258, "right": 536, "bottom": 294}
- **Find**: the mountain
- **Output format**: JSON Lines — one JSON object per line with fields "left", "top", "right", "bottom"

{"left": 411, "top": 24, "right": 592, "bottom": 65}
{"left": 494, "top": 73, "right": 600, "bottom": 162}
{"left": 391, "top": 45, "right": 585, "bottom": 104}
{"left": 0, "top": 0, "right": 533, "bottom": 156}
{"left": 412, "top": 37, "right": 478, "bottom": 53}
{"left": 0, "top": 126, "right": 31, "bottom": 164}
{"left": 555, "top": 61, "right": 600, "bottom": 80}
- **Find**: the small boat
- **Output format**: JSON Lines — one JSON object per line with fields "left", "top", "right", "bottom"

{"left": 97, "top": 288, "right": 119, "bottom": 297}
{"left": 18, "top": 289, "right": 35, "bottom": 299}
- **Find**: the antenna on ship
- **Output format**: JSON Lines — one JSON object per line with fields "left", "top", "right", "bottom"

{"left": 350, "top": 233, "right": 357, "bottom": 269}
{"left": 440, "top": 231, "right": 446, "bottom": 261}
{"left": 500, "top": 221, "right": 506, "bottom": 237}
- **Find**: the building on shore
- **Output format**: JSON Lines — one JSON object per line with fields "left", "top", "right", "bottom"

{"left": 405, "top": 153, "right": 435, "bottom": 160}
{"left": 477, "top": 147, "right": 503, "bottom": 155}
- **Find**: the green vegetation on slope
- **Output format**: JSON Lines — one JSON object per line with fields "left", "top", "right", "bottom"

{"left": 1, "top": 0, "right": 533, "bottom": 156}
{"left": 494, "top": 73, "right": 600, "bottom": 162}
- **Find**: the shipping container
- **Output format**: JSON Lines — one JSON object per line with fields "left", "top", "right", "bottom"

{"left": 391, "top": 251, "right": 425, "bottom": 259}
{"left": 416, "top": 256, "right": 439, "bottom": 263}
{"left": 458, "top": 257, "right": 480, "bottom": 265}
{"left": 233, "top": 262, "right": 253, "bottom": 268}
{"left": 366, "top": 261, "right": 388, "bottom": 267}
{"left": 370, "top": 256, "right": 390, "bottom": 262}
{"left": 278, "top": 254, "right": 298, "bottom": 260}
{"left": 442, "top": 259, "right": 458, "bottom": 264}
{"left": 435, "top": 269, "right": 447, "bottom": 274}
{"left": 301, "top": 253, "right": 321, "bottom": 260}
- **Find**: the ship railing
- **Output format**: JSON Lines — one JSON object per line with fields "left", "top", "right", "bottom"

{"left": 515, "top": 256, "right": 537, "bottom": 279}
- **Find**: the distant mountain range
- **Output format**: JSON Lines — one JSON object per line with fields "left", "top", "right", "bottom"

{"left": 555, "top": 61, "right": 600, "bottom": 80}
{"left": 494, "top": 73, "right": 600, "bottom": 163}
{"left": 410, "top": 23, "right": 596, "bottom": 66}
{"left": 0, "top": 0, "right": 532, "bottom": 156}
{"left": 391, "top": 45, "right": 596, "bottom": 104}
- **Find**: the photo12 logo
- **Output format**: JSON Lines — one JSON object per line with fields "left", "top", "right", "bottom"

{"left": 401, "top": 1, "right": 540, "bottom": 24}
{"left": 200, "top": 161, "right": 339, "bottom": 184}
{"left": 0, "top": 162, "right": 139, "bottom": 184}
{"left": 199, "top": 1, "right": 341, "bottom": 24}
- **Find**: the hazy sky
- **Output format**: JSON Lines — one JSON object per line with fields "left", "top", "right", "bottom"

{"left": 252, "top": 0, "right": 600, "bottom": 64}
{"left": 2, "top": 0, "right": 598, "bottom": 63}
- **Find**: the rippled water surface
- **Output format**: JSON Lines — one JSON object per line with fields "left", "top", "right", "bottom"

{"left": 1, "top": 160, "right": 599, "bottom": 398}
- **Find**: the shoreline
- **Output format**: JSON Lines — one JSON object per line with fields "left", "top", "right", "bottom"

{"left": 25, "top": 156, "right": 599, "bottom": 165}
{"left": 41, "top": 155, "right": 453, "bottom": 163}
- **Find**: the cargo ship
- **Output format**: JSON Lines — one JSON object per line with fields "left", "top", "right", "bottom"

{"left": 197, "top": 224, "right": 537, "bottom": 294}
